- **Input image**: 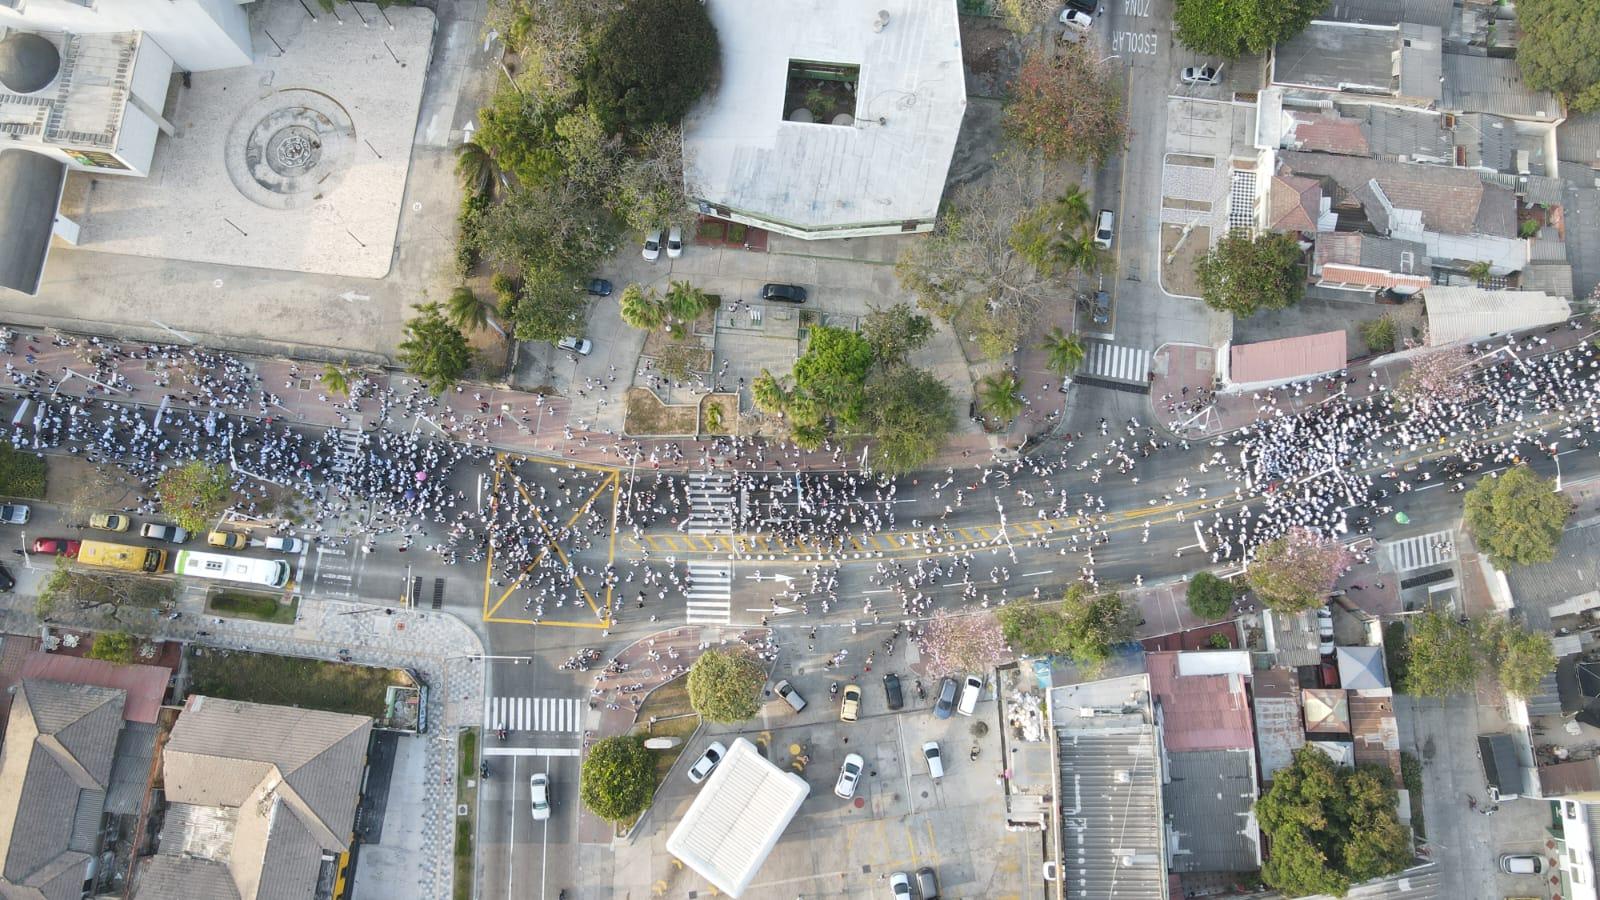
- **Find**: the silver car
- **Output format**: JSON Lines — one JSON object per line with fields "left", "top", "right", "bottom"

{"left": 1182, "top": 65, "right": 1221, "bottom": 85}
{"left": 0, "top": 504, "right": 28, "bottom": 525}
{"left": 529, "top": 773, "right": 551, "bottom": 821}
{"left": 140, "top": 523, "right": 189, "bottom": 544}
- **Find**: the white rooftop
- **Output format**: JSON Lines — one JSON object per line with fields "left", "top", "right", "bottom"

{"left": 683, "top": 0, "right": 966, "bottom": 236}
{"left": 664, "top": 737, "right": 810, "bottom": 897}
{"left": 1423, "top": 285, "right": 1571, "bottom": 346}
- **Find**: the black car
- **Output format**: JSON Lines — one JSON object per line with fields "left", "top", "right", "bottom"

{"left": 760, "top": 283, "right": 807, "bottom": 303}
{"left": 1064, "top": 0, "right": 1096, "bottom": 12}
{"left": 0, "top": 561, "right": 15, "bottom": 592}
{"left": 882, "top": 673, "right": 904, "bottom": 710}
{"left": 586, "top": 278, "right": 613, "bottom": 297}
{"left": 934, "top": 676, "right": 958, "bottom": 719}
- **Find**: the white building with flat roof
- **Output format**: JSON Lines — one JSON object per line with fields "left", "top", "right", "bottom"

{"left": 682, "top": 0, "right": 967, "bottom": 240}
{"left": 664, "top": 737, "right": 810, "bottom": 897}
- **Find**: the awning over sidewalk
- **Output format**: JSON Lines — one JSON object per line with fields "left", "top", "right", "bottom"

{"left": 1422, "top": 285, "right": 1571, "bottom": 346}
{"left": 1227, "top": 330, "right": 1347, "bottom": 388}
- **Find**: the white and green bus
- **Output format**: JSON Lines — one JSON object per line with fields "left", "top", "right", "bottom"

{"left": 173, "top": 550, "right": 290, "bottom": 588}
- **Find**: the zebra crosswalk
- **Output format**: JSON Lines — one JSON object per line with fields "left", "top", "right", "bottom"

{"left": 329, "top": 429, "right": 364, "bottom": 477}
{"left": 1385, "top": 530, "right": 1457, "bottom": 572}
{"left": 685, "top": 560, "right": 732, "bottom": 624}
{"left": 486, "top": 696, "right": 583, "bottom": 733}
{"left": 686, "top": 471, "right": 737, "bottom": 534}
{"left": 1081, "top": 342, "right": 1154, "bottom": 384}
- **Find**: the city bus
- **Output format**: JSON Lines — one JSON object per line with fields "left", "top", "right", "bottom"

{"left": 78, "top": 540, "right": 169, "bottom": 574}
{"left": 173, "top": 550, "right": 290, "bottom": 588}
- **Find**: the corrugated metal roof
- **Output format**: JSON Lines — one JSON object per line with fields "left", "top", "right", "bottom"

{"left": 1348, "top": 693, "right": 1401, "bottom": 785}
{"left": 664, "top": 737, "right": 810, "bottom": 897}
{"left": 1318, "top": 0, "right": 1453, "bottom": 28}
{"left": 1506, "top": 519, "right": 1600, "bottom": 632}
{"left": 1363, "top": 105, "right": 1453, "bottom": 163}
{"left": 1164, "top": 750, "right": 1261, "bottom": 873}
{"left": 1442, "top": 53, "right": 1560, "bottom": 121}
{"left": 1229, "top": 331, "right": 1348, "bottom": 387}
{"left": 1146, "top": 652, "right": 1254, "bottom": 752}
{"left": 1559, "top": 112, "right": 1600, "bottom": 168}
{"left": 1421, "top": 285, "right": 1571, "bottom": 345}
{"left": 1253, "top": 695, "right": 1305, "bottom": 781}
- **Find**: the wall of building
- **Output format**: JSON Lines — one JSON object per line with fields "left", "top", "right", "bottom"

{"left": 113, "top": 102, "right": 159, "bottom": 177}
{"left": 127, "top": 33, "right": 174, "bottom": 114}
{"left": 0, "top": 0, "right": 250, "bottom": 71}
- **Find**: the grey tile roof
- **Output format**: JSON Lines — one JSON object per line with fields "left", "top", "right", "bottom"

{"left": 1442, "top": 53, "right": 1561, "bottom": 121}
{"left": 133, "top": 855, "right": 240, "bottom": 900}
{"left": 1318, "top": 0, "right": 1454, "bottom": 28}
{"left": 1559, "top": 112, "right": 1600, "bottom": 168}
{"left": 1274, "top": 23, "right": 1400, "bottom": 95}
{"left": 1363, "top": 106, "right": 1454, "bottom": 163}
{"left": 1164, "top": 750, "right": 1261, "bottom": 873}
{"left": 1504, "top": 517, "right": 1600, "bottom": 630}
{"left": 1459, "top": 113, "right": 1517, "bottom": 171}
{"left": 0, "top": 680, "right": 125, "bottom": 898}
{"left": 1280, "top": 150, "right": 1518, "bottom": 237}
{"left": 104, "top": 722, "right": 157, "bottom": 816}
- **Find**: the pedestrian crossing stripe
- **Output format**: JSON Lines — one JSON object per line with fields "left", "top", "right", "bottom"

{"left": 487, "top": 696, "right": 583, "bottom": 733}
{"left": 686, "top": 471, "right": 737, "bottom": 534}
{"left": 1385, "top": 529, "right": 1456, "bottom": 572}
{"left": 685, "top": 560, "right": 732, "bottom": 624}
{"left": 1083, "top": 342, "right": 1153, "bottom": 384}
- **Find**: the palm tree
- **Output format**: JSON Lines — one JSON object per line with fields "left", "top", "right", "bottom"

{"left": 1042, "top": 327, "right": 1086, "bottom": 375}
{"left": 977, "top": 371, "right": 1024, "bottom": 423}
{"left": 618, "top": 284, "right": 665, "bottom": 331}
{"left": 446, "top": 286, "right": 497, "bottom": 332}
{"left": 1055, "top": 229, "right": 1103, "bottom": 274}
{"left": 1054, "top": 185, "right": 1091, "bottom": 230}
{"left": 322, "top": 363, "right": 352, "bottom": 397}
{"left": 456, "top": 141, "right": 496, "bottom": 198}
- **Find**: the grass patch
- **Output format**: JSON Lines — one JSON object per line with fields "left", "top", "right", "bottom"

{"left": 459, "top": 728, "right": 478, "bottom": 779}
{"left": 453, "top": 728, "right": 479, "bottom": 900}
{"left": 207, "top": 590, "right": 298, "bottom": 624}
{"left": 696, "top": 219, "right": 726, "bottom": 241}
{"left": 634, "top": 676, "right": 700, "bottom": 786}
{"left": 453, "top": 818, "right": 472, "bottom": 900}
{"left": 700, "top": 393, "right": 737, "bottom": 436}
{"left": 0, "top": 444, "right": 46, "bottom": 499}
{"left": 624, "top": 387, "right": 698, "bottom": 436}
{"left": 186, "top": 647, "right": 403, "bottom": 717}
{"left": 1401, "top": 752, "right": 1425, "bottom": 839}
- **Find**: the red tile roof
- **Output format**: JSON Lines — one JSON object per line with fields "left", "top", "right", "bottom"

{"left": 1229, "top": 331, "right": 1348, "bottom": 385}
{"left": 1269, "top": 174, "right": 1322, "bottom": 232}
{"left": 1289, "top": 112, "right": 1370, "bottom": 157}
{"left": 1146, "top": 651, "right": 1254, "bottom": 752}
{"left": 19, "top": 651, "right": 171, "bottom": 723}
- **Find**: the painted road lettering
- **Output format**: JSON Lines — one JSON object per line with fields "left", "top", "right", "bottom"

{"left": 1113, "top": 31, "right": 1159, "bottom": 55}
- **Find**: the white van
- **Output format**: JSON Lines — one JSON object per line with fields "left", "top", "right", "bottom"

{"left": 956, "top": 674, "right": 983, "bottom": 716}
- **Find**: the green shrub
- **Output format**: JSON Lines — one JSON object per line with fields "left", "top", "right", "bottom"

{"left": 0, "top": 444, "right": 46, "bottom": 499}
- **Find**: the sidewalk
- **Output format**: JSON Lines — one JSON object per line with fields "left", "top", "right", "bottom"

{"left": 0, "top": 591, "right": 485, "bottom": 900}
{"left": 1149, "top": 320, "right": 1594, "bottom": 438}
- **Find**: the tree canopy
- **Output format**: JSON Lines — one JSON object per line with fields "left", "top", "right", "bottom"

{"left": 1480, "top": 618, "right": 1558, "bottom": 699}
{"left": 1003, "top": 45, "right": 1126, "bottom": 165}
{"left": 1517, "top": 0, "right": 1600, "bottom": 114}
{"left": 1245, "top": 527, "right": 1354, "bottom": 613}
{"left": 87, "top": 631, "right": 138, "bottom": 665}
{"left": 918, "top": 610, "right": 1009, "bottom": 674}
{"left": 1197, "top": 231, "right": 1306, "bottom": 318}
{"left": 686, "top": 649, "right": 766, "bottom": 723}
{"left": 1256, "top": 747, "right": 1412, "bottom": 897}
{"left": 1186, "top": 572, "right": 1236, "bottom": 620}
{"left": 1403, "top": 611, "right": 1557, "bottom": 699}
{"left": 998, "top": 585, "right": 1135, "bottom": 674}
{"left": 861, "top": 304, "right": 934, "bottom": 365}
{"left": 36, "top": 557, "right": 176, "bottom": 623}
{"left": 398, "top": 303, "right": 473, "bottom": 395}
{"left": 1463, "top": 464, "right": 1572, "bottom": 569}
{"left": 156, "top": 461, "right": 234, "bottom": 535}
{"left": 1173, "top": 0, "right": 1328, "bottom": 59}
{"left": 579, "top": 735, "right": 655, "bottom": 822}
{"left": 862, "top": 365, "right": 955, "bottom": 475}
{"left": 583, "top": 0, "right": 719, "bottom": 134}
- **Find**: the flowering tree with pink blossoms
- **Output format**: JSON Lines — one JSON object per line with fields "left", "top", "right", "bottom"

{"left": 1394, "top": 336, "right": 1472, "bottom": 417}
{"left": 918, "top": 610, "right": 1011, "bottom": 675}
{"left": 1245, "top": 526, "right": 1356, "bottom": 613}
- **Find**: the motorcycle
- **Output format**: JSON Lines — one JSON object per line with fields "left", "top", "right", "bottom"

{"left": 496, "top": 727, "right": 508, "bottom": 741}
{"left": 915, "top": 680, "right": 926, "bottom": 701}
{"left": 480, "top": 761, "right": 490, "bottom": 779}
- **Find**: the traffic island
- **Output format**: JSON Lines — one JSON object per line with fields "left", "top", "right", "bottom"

{"left": 454, "top": 728, "right": 479, "bottom": 900}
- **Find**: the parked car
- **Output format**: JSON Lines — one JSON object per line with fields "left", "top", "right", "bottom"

{"left": 1498, "top": 854, "right": 1542, "bottom": 875}
{"left": 140, "top": 523, "right": 189, "bottom": 544}
{"left": 1060, "top": 8, "right": 1092, "bottom": 28}
{"left": 207, "top": 530, "right": 248, "bottom": 550}
{"left": 1091, "top": 290, "right": 1112, "bottom": 326}
{"left": 760, "top": 283, "right": 807, "bottom": 303}
{"left": 89, "top": 512, "right": 130, "bottom": 532}
{"left": 666, "top": 225, "right": 683, "bottom": 259}
{"left": 889, "top": 871, "right": 913, "bottom": 899}
{"left": 1181, "top": 65, "right": 1221, "bottom": 85}
{"left": 834, "top": 752, "right": 865, "bottom": 799}
{"left": 882, "top": 673, "right": 904, "bottom": 710}
{"left": 642, "top": 228, "right": 662, "bottom": 261}
{"left": 687, "top": 741, "right": 727, "bottom": 784}
{"left": 557, "top": 336, "right": 593, "bottom": 356}
{"left": 0, "top": 504, "right": 29, "bottom": 525}
{"left": 957, "top": 674, "right": 983, "bottom": 717}
{"left": 1093, "top": 209, "right": 1115, "bottom": 249}
{"left": 0, "top": 562, "right": 15, "bottom": 592}
{"left": 840, "top": 683, "right": 861, "bottom": 722}
{"left": 1064, "top": 0, "right": 1096, "bottom": 11}
{"left": 915, "top": 866, "right": 941, "bottom": 900}
{"left": 922, "top": 741, "right": 944, "bottom": 779}
{"left": 30, "top": 538, "right": 80, "bottom": 558}
{"left": 586, "top": 278, "right": 613, "bottom": 297}
{"left": 529, "top": 773, "right": 551, "bottom": 821}
{"left": 934, "top": 676, "right": 958, "bottom": 719}
{"left": 1316, "top": 607, "right": 1335, "bottom": 656}
{"left": 775, "top": 679, "right": 807, "bottom": 712}
{"left": 265, "top": 535, "right": 304, "bottom": 554}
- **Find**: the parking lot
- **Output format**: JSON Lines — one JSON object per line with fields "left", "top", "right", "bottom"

{"left": 619, "top": 669, "right": 1046, "bottom": 898}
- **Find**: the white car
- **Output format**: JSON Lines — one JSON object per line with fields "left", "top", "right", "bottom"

{"left": 957, "top": 674, "right": 983, "bottom": 717}
{"left": 666, "top": 225, "right": 683, "bottom": 259}
{"left": 642, "top": 228, "right": 662, "bottom": 261}
{"left": 922, "top": 741, "right": 945, "bottom": 779}
{"left": 529, "top": 773, "right": 551, "bottom": 821}
{"left": 264, "top": 535, "right": 304, "bottom": 554}
{"left": 834, "top": 752, "right": 865, "bottom": 799}
{"left": 140, "top": 523, "right": 189, "bottom": 544}
{"left": 0, "top": 504, "right": 29, "bottom": 525}
{"left": 687, "top": 741, "right": 726, "bottom": 784}
{"left": 1181, "top": 65, "right": 1221, "bottom": 85}
{"left": 889, "top": 871, "right": 913, "bottom": 899}
{"left": 1316, "top": 607, "right": 1335, "bottom": 656}
{"left": 1060, "top": 8, "right": 1091, "bottom": 29}
{"left": 1093, "top": 209, "right": 1115, "bottom": 250}
{"left": 556, "top": 336, "right": 592, "bottom": 356}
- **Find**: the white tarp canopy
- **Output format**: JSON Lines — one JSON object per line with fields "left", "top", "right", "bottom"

{"left": 1423, "top": 285, "right": 1571, "bottom": 346}
{"left": 665, "top": 737, "right": 810, "bottom": 897}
